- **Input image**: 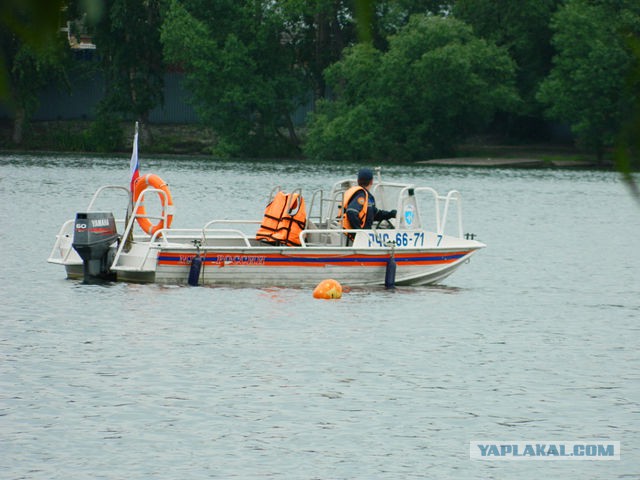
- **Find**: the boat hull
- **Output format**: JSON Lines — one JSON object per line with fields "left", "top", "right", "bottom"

{"left": 147, "top": 245, "right": 481, "bottom": 287}
{"left": 61, "top": 246, "right": 479, "bottom": 287}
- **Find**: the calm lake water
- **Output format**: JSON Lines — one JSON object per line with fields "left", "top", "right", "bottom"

{"left": 1, "top": 154, "right": 638, "bottom": 479}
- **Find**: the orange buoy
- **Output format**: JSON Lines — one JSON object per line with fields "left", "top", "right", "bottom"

{"left": 313, "top": 279, "right": 343, "bottom": 299}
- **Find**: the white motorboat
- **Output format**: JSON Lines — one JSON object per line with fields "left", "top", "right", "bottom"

{"left": 48, "top": 169, "right": 485, "bottom": 287}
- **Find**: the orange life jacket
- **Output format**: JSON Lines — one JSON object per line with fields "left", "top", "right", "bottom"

{"left": 341, "top": 186, "right": 369, "bottom": 230}
{"left": 256, "top": 191, "right": 307, "bottom": 246}
{"left": 256, "top": 191, "right": 287, "bottom": 242}
{"left": 272, "top": 194, "right": 306, "bottom": 246}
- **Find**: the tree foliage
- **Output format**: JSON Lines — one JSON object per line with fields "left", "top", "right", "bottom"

{"left": 304, "top": 15, "right": 519, "bottom": 161}
{"left": 0, "top": 0, "right": 66, "bottom": 103}
{"left": 161, "top": 0, "right": 310, "bottom": 157}
{"left": 615, "top": 34, "right": 640, "bottom": 201}
{"left": 83, "top": 0, "right": 165, "bottom": 145}
{"left": 2, "top": 0, "right": 640, "bottom": 166}
{"left": 0, "top": 0, "right": 69, "bottom": 143}
{"left": 1, "top": 33, "right": 68, "bottom": 144}
{"left": 160, "top": 0, "right": 456, "bottom": 157}
{"left": 537, "top": 0, "right": 640, "bottom": 162}
{"left": 278, "top": 0, "right": 356, "bottom": 100}
{"left": 453, "top": 0, "right": 559, "bottom": 136}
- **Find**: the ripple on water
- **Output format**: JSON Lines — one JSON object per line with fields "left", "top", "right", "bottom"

{"left": 1, "top": 156, "right": 637, "bottom": 479}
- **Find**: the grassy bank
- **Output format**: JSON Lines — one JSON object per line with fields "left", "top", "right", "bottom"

{"left": 452, "top": 142, "right": 603, "bottom": 167}
{"left": 0, "top": 120, "right": 216, "bottom": 156}
{"left": 0, "top": 119, "right": 605, "bottom": 166}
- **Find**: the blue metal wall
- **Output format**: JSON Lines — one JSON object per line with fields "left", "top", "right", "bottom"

{"left": 0, "top": 52, "right": 314, "bottom": 127}
{"left": 32, "top": 71, "right": 199, "bottom": 124}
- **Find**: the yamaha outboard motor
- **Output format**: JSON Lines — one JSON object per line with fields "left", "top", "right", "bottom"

{"left": 72, "top": 212, "right": 119, "bottom": 282}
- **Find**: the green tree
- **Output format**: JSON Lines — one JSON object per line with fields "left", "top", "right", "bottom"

{"left": 304, "top": 15, "right": 519, "bottom": 161}
{"left": 371, "top": 0, "right": 451, "bottom": 47}
{"left": 537, "top": 0, "right": 640, "bottom": 162}
{"left": 276, "top": 0, "right": 356, "bottom": 101}
{"left": 304, "top": 43, "right": 387, "bottom": 161}
{"left": 0, "top": 0, "right": 66, "bottom": 102}
{"left": 160, "top": 0, "right": 453, "bottom": 157}
{"left": 453, "top": 0, "right": 560, "bottom": 138}
{"left": 0, "top": 0, "right": 69, "bottom": 144}
{"left": 162, "top": 0, "right": 309, "bottom": 156}
{"left": 277, "top": 0, "right": 451, "bottom": 102}
{"left": 616, "top": 35, "right": 640, "bottom": 202}
{"left": 82, "top": 0, "right": 165, "bottom": 146}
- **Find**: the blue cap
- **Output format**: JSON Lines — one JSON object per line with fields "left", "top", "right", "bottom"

{"left": 357, "top": 168, "right": 374, "bottom": 185}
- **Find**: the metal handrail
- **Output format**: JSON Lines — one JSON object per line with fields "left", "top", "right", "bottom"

{"left": 111, "top": 187, "right": 172, "bottom": 271}
{"left": 403, "top": 187, "right": 440, "bottom": 232}
{"left": 47, "top": 219, "right": 76, "bottom": 263}
{"left": 400, "top": 187, "right": 463, "bottom": 237}
{"left": 200, "top": 219, "right": 260, "bottom": 245}
{"left": 201, "top": 219, "right": 261, "bottom": 230}
{"left": 306, "top": 189, "right": 322, "bottom": 224}
{"left": 440, "top": 190, "right": 463, "bottom": 238}
{"left": 86, "top": 185, "right": 130, "bottom": 211}
{"left": 147, "top": 221, "right": 260, "bottom": 246}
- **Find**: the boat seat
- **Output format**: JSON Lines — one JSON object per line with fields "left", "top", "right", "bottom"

{"left": 304, "top": 220, "right": 341, "bottom": 246}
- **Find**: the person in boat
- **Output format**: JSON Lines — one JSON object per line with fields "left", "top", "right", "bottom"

{"left": 342, "top": 168, "right": 397, "bottom": 244}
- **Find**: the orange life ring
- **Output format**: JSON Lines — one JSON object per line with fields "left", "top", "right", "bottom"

{"left": 133, "top": 173, "right": 173, "bottom": 235}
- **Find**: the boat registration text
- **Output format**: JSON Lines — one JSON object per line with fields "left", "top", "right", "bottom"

{"left": 367, "top": 231, "right": 425, "bottom": 247}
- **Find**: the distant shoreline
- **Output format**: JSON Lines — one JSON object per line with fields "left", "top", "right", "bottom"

{"left": 0, "top": 120, "right": 613, "bottom": 168}
{"left": 0, "top": 149, "right": 608, "bottom": 169}
{"left": 418, "top": 157, "right": 599, "bottom": 168}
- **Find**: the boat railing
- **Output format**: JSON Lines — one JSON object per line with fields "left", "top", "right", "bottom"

{"left": 148, "top": 228, "right": 255, "bottom": 247}
{"left": 399, "top": 187, "right": 463, "bottom": 238}
{"left": 318, "top": 180, "right": 411, "bottom": 227}
{"left": 307, "top": 188, "right": 344, "bottom": 229}
{"left": 85, "top": 185, "right": 131, "bottom": 211}
{"left": 146, "top": 220, "right": 261, "bottom": 247}
{"left": 201, "top": 219, "right": 261, "bottom": 231}
{"left": 48, "top": 185, "right": 131, "bottom": 265}
{"left": 306, "top": 189, "right": 324, "bottom": 224}
{"left": 83, "top": 184, "right": 132, "bottom": 239}
{"left": 267, "top": 186, "right": 281, "bottom": 202}
{"left": 372, "top": 182, "right": 413, "bottom": 214}
{"left": 120, "top": 186, "right": 172, "bottom": 237}
{"left": 111, "top": 187, "right": 173, "bottom": 271}
{"left": 47, "top": 219, "right": 77, "bottom": 264}
{"left": 111, "top": 225, "right": 258, "bottom": 273}
{"left": 320, "top": 179, "right": 356, "bottom": 222}
{"left": 309, "top": 182, "right": 465, "bottom": 240}
{"left": 441, "top": 190, "right": 463, "bottom": 238}
{"left": 200, "top": 219, "right": 261, "bottom": 246}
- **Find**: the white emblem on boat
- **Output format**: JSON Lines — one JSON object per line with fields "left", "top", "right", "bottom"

{"left": 404, "top": 205, "right": 414, "bottom": 226}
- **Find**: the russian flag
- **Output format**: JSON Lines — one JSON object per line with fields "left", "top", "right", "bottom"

{"left": 129, "top": 122, "right": 140, "bottom": 192}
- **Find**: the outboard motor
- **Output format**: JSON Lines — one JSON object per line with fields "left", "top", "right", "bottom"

{"left": 72, "top": 212, "right": 119, "bottom": 282}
